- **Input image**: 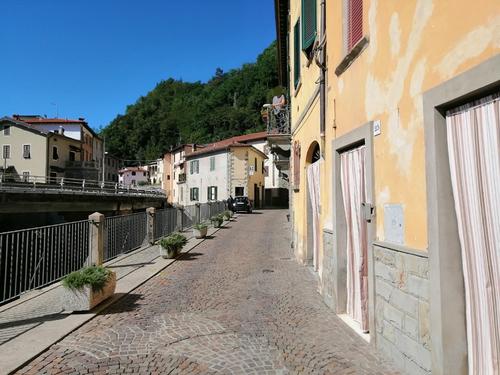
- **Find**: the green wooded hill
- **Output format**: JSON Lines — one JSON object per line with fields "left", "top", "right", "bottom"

{"left": 100, "top": 42, "right": 281, "bottom": 162}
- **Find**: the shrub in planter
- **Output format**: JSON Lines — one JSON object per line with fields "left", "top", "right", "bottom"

{"left": 222, "top": 210, "right": 233, "bottom": 220}
{"left": 61, "top": 266, "right": 116, "bottom": 311}
{"left": 211, "top": 215, "right": 223, "bottom": 228}
{"left": 193, "top": 222, "right": 208, "bottom": 239}
{"left": 159, "top": 232, "right": 187, "bottom": 259}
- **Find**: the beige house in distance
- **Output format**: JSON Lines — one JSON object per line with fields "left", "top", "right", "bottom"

{"left": 0, "top": 117, "right": 82, "bottom": 181}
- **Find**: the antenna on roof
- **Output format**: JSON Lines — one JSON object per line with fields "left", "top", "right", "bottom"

{"left": 50, "top": 102, "right": 58, "bottom": 118}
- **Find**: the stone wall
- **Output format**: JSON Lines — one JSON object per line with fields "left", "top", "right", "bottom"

{"left": 373, "top": 244, "right": 431, "bottom": 375}
{"left": 321, "top": 229, "right": 335, "bottom": 310}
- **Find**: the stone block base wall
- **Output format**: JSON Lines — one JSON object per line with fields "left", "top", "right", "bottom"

{"left": 373, "top": 244, "right": 431, "bottom": 375}
{"left": 321, "top": 229, "right": 335, "bottom": 310}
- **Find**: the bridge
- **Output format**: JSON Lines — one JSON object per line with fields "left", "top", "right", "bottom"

{"left": 0, "top": 174, "right": 167, "bottom": 213}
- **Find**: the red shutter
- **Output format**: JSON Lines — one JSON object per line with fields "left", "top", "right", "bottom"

{"left": 348, "top": 0, "right": 363, "bottom": 51}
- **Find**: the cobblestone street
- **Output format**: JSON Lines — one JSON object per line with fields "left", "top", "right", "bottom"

{"left": 17, "top": 210, "right": 396, "bottom": 374}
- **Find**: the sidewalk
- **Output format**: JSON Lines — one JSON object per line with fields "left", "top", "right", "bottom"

{"left": 0, "top": 221, "right": 229, "bottom": 375}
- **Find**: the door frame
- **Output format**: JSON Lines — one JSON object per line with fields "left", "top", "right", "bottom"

{"left": 331, "top": 122, "right": 376, "bottom": 336}
{"left": 423, "top": 53, "right": 500, "bottom": 375}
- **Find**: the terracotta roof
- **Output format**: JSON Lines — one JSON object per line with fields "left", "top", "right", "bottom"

{"left": 119, "top": 166, "right": 147, "bottom": 173}
{"left": 15, "top": 117, "right": 86, "bottom": 124}
{"left": 186, "top": 141, "right": 267, "bottom": 159}
{"left": 208, "top": 131, "right": 267, "bottom": 147}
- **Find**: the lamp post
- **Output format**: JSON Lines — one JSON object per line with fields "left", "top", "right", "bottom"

{"left": 102, "top": 137, "right": 106, "bottom": 183}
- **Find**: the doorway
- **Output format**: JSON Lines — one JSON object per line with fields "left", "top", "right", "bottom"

{"left": 332, "top": 123, "right": 375, "bottom": 338}
{"left": 340, "top": 145, "right": 369, "bottom": 333}
{"left": 253, "top": 184, "right": 260, "bottom": 208}
{"left": 306, "top": 142, "right": 321, "bottom": 270}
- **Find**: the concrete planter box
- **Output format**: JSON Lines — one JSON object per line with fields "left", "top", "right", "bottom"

{"left": 159, "top": 244, "right": 178, "bottom": 259}
{"left": 61, "top": 271, "right": 116, "bottom": 311}
{"left": 193, "top": 227, "right": 208, "bottom": 239}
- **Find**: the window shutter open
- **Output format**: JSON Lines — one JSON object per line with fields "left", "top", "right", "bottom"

{"left": 302, "top": 0, "right": 317, "bottom": 52}
{"left": 214, "top": 186, "right": 218, "bottom": 200}
{"left": 348, "top": 0, "right": 363, "bottom": 51}
{"left": 294, "top": 20, "right": 301, "bottom": 88}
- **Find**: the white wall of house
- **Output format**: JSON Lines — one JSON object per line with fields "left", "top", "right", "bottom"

{"left": 118, "top": 168, "right": 148, "bottom": 186}
{"left": 186, "top": 151, "right": 228, "bottom": 205}
{"left": 246, "top": 139, "right": 280, "bottom": 189}
{"left": 29, "top": 123, "right": 82, "bottom": 141}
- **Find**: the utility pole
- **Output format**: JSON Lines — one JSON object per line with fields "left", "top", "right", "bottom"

{"left": 102, "top": 137, "right": 106, "bottom": 183}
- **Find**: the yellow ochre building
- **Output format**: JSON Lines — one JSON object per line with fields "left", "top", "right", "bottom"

{"left": 272, "top": 0, "right": 500, "bottom": 373}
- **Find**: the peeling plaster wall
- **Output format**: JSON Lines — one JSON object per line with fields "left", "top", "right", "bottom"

{"left": 326, "top": 0, "right": 500, "bottom": 250}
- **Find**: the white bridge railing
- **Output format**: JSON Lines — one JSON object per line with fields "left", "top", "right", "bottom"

{"left": 0, "top": 174, "right": 166, "bottom": 197}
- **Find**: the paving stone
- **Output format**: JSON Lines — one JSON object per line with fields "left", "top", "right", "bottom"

{"left": 16, "top": 210, "right": 397, "bottom": 374}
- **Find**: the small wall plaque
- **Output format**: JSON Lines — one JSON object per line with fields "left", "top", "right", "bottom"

{"left": 373, "top": 120, "right": 381, "bottom": 136}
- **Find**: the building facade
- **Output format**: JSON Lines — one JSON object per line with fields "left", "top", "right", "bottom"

{"left": 184, "top": 143, "right": 267, "bottom": 206}
{"left": 118, "top": 166, "right": 148, "bottom": 186}
{"left": 13, "top": 115, "right": 104, "bottom": 179}
{"left": 0, "top": 117, "right": 83, "bottom": 181}
{"left": 275, "top": 0, "right": 500, "bottom": 374}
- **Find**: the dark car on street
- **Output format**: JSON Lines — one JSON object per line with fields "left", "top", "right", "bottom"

{"left": 232, "top": 196, "right": 253, "bottom": 213}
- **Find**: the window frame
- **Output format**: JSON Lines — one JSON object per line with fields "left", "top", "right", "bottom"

{"left": 22, "top": 144, "right": 31, "bottom": 159}
{"left": 210, "top": 156, "right": 215, "bottom": 171}
{"left": 3, "top": 144, "right": 11, "bottom": 159}
{"left": 293, "top": 19, "right": 301, "bottom": 89}
{"left": 190, "top": 187, "right": 199, "bottom": 201}
{"left": 301, "top": 0, "right": 317, "bottom": 54}
{"left": 52, "top": 146, "right": 59, "bottom": 160}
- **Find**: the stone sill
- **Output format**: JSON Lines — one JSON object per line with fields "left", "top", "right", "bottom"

{"left": 335, "top": 36, "right": 369, "bottom": 77}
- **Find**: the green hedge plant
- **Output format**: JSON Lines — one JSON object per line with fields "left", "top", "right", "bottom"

{"left": 62, "top": 266, "right": 113, "bottom": 292}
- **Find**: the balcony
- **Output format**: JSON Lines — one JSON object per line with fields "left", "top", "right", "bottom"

{"left": 65, "top": 160, "right": 100, "bottom": 169}
{"left": 263, "top": 105, "right": 290, "bottom": 137}
{"left": 263, "top": 105, "right": 291, "bottom": 174}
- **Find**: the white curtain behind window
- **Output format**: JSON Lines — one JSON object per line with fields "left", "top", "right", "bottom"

{"left": 446, "top": 94, "right": 500, "bottom": 375}
{"left": 340, "top": 145, "right": 369, "bottom": 332}
{"left": 307, "top": 161, "right": 321, "bottom": 272}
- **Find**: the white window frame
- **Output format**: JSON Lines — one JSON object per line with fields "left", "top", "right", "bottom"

{"left": 22, "top": 144, "right": 31, "bottom": 159}
{"left": 3, "top": 144, "right": 11, "bottom": 159}
{"left": 22, "top": 171, "right": 30, "bottom": 182}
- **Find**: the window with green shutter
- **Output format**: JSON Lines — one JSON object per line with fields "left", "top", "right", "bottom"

{"left": 301, "top": 0, "right": 317, "bottom": 53}
{"left": 294, "top": 19, "right": 301, "bottom": 88}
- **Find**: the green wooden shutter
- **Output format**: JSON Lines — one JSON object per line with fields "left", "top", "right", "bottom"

{"left": 190, "top": 161, "right": 193, "bottom": 174}
{"left": 301, "top": 0, "right": 317, "bottom": 52}
{"left": 294, "top": 20, "right": 301, "bottom": 88}
{"left": 214, "top": 186, "right": 218, "bottom": 200}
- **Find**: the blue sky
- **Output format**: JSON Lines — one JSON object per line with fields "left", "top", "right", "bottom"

{"left": 0, "top": 0, "right": 276, "bottom": 130}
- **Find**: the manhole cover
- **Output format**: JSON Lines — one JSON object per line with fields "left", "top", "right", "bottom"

{"left": 262, "top": 269, "right": 274, "bottom": 273}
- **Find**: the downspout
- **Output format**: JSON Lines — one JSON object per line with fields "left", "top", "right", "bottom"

{"left": 315, "top": 0, "right": 327, "bottom": 157}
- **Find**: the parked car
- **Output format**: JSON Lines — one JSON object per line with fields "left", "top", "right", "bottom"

{"left": 232, "top": 196, "right": 253, "bottom": 213}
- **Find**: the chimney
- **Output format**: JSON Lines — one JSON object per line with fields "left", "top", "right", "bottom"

{"left": 191, "top": 144, "right": 195, "bottom": 153}
{"left": 78, "top": 117, "right": 85, "bottom": 122}
{"left": 59, "top": 125, "right": 65, "bottom": 135}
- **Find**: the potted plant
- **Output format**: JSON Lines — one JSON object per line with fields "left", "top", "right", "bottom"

{"left": 61, "top": 266, "right": 116, "bottom": 311}
{"left": 211, "top": 214, "right": 223, "bottom": 228}
{"left": 159, "top": 232, "right": 187, "bottom": 259}
{"left": 222, "top": 210, "right": 233, "bottom": 221}
{"left": 193, "top": 222, "right": 208, "bottom": 239}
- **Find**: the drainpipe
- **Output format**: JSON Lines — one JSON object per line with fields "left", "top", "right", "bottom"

{"left": 315, "top": 0, "right": 327, "bottom": 157}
